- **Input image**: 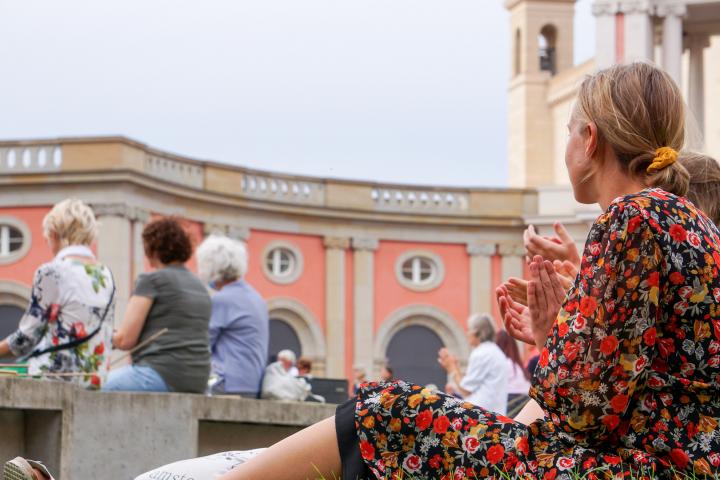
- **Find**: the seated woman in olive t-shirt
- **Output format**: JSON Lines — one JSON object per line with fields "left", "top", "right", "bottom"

{"left": 105, "top": 217, "right": 211, "bottom": 393}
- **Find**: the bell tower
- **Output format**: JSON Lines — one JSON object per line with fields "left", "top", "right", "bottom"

{"left": 505, "top": 0, "right": 576, "bottom": 187}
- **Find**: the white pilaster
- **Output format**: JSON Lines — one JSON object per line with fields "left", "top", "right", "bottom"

{"left": 499, "top": 244, "right": 525, "bottom": 282}
{"left": 352, "top": 237, "right": 378, "bottom": 377}
{"left": 467, "top": 243, "right": 496, "bottom": 316}
{"left": 323, "top": 237, "right": 350, "bottom": 378}
{"left": 622, "top": 1, "right": 654, "bottom": 62}
{"left": 659, "top": 3, "right": 686, "bottom": 86}
{"left": 93, "top": 204, "right": 134, "bottom": 327}
{"left": 592, "top": 1, "right": 619, "bottom": 68}
{"left": 688, "top": 35, "right": 710, "bottom": 137}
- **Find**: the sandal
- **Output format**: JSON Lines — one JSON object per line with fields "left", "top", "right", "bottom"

{"left": 3, "top": 458, "right": 54, "bottom": 480}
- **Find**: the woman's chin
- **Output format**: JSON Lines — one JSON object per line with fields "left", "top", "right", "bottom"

{"left": 570, "top": 186, "right": 596, "bottom": 205}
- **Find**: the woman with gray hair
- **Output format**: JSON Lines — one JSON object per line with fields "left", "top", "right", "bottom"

{"left": 437, "top": 313, "right": 509, "bottom": 414}
{"left": 197, "top": 235, "right": 268, "bottom": 397}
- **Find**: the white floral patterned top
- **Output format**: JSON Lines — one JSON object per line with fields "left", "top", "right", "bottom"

{"left": 6, "top": 246, "right": 115, "bottom": 389}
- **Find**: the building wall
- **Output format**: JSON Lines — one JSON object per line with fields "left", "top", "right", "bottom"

{"left": 374, "top": 241, "right": 470, "bottom": 332}
{"left": 0, "top": 206, "right": 54, "bottom": 287}
{"left": 0, "top": 137, "right": 572, "bottom": 385}
{"left": 245, "top": 230, "right": 326, "bottom": 332}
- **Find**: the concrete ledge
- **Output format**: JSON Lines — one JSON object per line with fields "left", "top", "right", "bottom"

{"left": 0, "top": 377, "right": 337, "bottom": 479}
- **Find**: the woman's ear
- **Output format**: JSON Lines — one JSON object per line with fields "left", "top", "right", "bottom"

{"left": 584, "top": 121, "right": 599, "bottom": 159}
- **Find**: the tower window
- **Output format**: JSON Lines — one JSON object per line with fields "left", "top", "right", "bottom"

{"left": 539, "top": 25, "right": 558, "bottom": 75}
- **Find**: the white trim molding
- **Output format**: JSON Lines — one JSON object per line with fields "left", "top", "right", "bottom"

{"left": 0, "top": 216, "right": 32, "bottom": 266}
{"left": 0, "top": 280, "right": 31, "bottom": 308}
{"left": 267, "top": 297, "right": 326, "bottom": 365}
{"left": 374, "top": 304, "right": 469, "bottom": 373}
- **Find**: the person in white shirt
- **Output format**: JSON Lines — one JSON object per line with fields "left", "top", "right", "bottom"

{"left": 437, "top": 314, "right": 508, "bottom": 415}
{"left": 496, "top": 329, "right": 532, "bottom": 417}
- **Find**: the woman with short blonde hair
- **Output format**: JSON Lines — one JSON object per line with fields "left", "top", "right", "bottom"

{"left": 0, "top": 199, "right": 115, "bottom": 390}
{"left": 42, "top": 199, "right": 99, "bottom": 248}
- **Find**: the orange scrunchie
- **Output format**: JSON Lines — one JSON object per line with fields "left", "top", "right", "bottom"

{"left": 647, "top": 147, "right": 678, "bottom": 173}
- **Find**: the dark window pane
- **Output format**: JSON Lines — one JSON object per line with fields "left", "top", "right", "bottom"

{"left": 268, "top": 318, "right": 302, "bottom": 365}
{"left": 0, "top": 305, "right": 24, "bottom": 339}
{"left": 386, "top": 325, "right": 445, "bottom": 387}
{"left": 8, "top": 227, "right": 23, "bottom": 252}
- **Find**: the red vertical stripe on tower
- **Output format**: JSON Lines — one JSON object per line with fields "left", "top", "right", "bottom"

{"left": 615, "top": 13, "right": 625, "bottom": 63}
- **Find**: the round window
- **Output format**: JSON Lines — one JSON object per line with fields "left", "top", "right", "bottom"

{"left": 395, "top": 251, "right": 445, "bottom": 292}
{"left": 0, "top": 218, "right": 31, "bottom": 265}
{"left": 401, "top": 257, "right": 435, "bottom": 285}
{"left": 0, "top": 225, "right": 24, "bottom": 256}
{"left": 266, "top": 248, "right": 295, "bottom": 277}
{"left": 262, "top": 242, "right": 303, "bottom": 284}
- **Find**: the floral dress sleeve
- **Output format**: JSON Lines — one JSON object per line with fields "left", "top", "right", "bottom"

{"left": 6, "top": 264, "right": 60, "bottom": 357}
{"left": 531, "top": 200, "right": 662, "bottom": 446}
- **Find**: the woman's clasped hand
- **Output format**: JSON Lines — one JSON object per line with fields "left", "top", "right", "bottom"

{"left": 497, "top": 255, "right": 567, "bottom": 350}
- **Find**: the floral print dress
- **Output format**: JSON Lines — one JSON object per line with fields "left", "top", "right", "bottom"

{"left": 6, "top": 247, "right": 115, "bottom": 389}
{"left": 340, "top": 189, "right": 720, "bottom": 479}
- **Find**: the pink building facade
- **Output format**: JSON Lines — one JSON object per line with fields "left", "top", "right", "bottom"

{"left": 0, "top": 137, "right": 592, "bottom": 386}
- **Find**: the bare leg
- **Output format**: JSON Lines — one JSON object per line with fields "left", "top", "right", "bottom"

{"left": 218, "top": 416, "right": 341, "bottom": 480}
{"left": 513, "top": 399, "right": 545, "bottom": 426}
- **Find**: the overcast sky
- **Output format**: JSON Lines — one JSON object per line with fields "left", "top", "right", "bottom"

{"left": 0, "top": 1, "right": 594, "bottom": 187}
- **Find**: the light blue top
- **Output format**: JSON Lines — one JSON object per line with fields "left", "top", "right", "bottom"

{"left": 210, "top": 280, "right": 269, "bottom": 394}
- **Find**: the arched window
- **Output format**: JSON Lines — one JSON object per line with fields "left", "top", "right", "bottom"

{"left": 385, "top": 325, "right": 446, "bottom": 388}
{"left": 268, "top": 318, "right": 302, "bottom": 364}
{"left": 0, "top": 304, "right": 24, "bottom": 339}
{"left": 539, "top": 25, "right": 558, "bottom": 75}
{"left": 267, "top": 298, "right": 326, "bottom": 374}
{"left": 514, "top": 28, "right": 522, "bottom": 76}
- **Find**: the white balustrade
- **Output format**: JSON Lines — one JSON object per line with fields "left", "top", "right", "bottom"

{"left": 371, "top": 187, "right": 469, "bottom": 213}
{"left": 241, "top": 174, "right": 324, "bottom": 206}
{"left": 144, "top": 155, "right": 204, "bottom": 189}
{"left": 0, "top": 145, "right": 62, "bottom": 173}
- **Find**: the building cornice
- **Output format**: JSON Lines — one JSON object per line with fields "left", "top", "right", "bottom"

{"left": 498, "top": 243, "right": 526, "bottom": 257}
{"left": 592, "top": 1, "right": 621, "bottom": 16}
{"left": 352, "top": 237, "right": 379, "bottom": 252}
{"left": 0, "top": 137, "right": 537, "bottom": 226}
{"left": 91, "top": 203, "right": 150, "bottom": 222}
{"left": 618, "top": 0, "right": 655, "bottom": 14}
{"left": 324, "top": 236, "right": 351, "bottom": 250}
{"left": 655, "top": 2, "right": 687, "bottom": 17}
{"left": 0, "top": 170, "right": 534, "bottom": 229}
{"left": 204, "top": 223, "right": 251, "bottom": 241}
{"left": 466, "top": 243, "right": 497, "bottom": 257}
